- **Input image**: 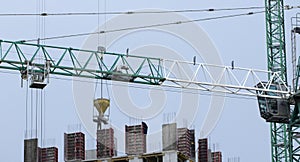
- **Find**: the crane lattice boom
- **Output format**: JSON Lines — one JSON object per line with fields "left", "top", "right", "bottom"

{"left": 0, "top": 40, "right": 290, "bottom": 99}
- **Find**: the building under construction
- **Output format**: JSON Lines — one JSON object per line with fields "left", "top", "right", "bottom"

{"left": 24, "top": 138, "right": 38, "bottom": 162}
{"left": 161, "top": 123, "right": 196, "bottom": 161}
{"left": 189, "top": 129, "right": 196, "bottom": 161}
{"left": 212, "top": 151, "right": 222, "bottom": 162}
{"left": 198, "top": 138, "right": 208, "bottom": 162}
{"left": 38, "top": 147, "right": 58, "bottom": 162}
{"left": 198, "top": 138, "right": 223, "bottom": 162}
{"left": 125, "top": 122, "right": 148, "bottom": 155}
{"left": 64, "top": 132, "right": 85, "bottom": 161}
{"left": 97, "top": 128, "right": 115, "bottom": 158}
{"left": 162, "top": 123, "right": 177, "bottom": 151}
{"left": 177, "top": 127, "right": 196, "bottom": 159}
{"left": 23, "top": 123, "right": 223, "bottom": 162}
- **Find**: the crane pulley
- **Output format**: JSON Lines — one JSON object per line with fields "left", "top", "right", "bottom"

{"left": 20, "top": 60, "right": 51, "bottom": 89}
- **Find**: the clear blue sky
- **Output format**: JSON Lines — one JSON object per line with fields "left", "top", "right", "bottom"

{"left": 0, "top": 0, "right": 299, "bottom": 161}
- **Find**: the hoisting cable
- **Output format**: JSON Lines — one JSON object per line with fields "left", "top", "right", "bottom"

{"left": 104, "top": 0, "right": 111, "bottom": 122}
{"left": 98, "top": 0, "right": 103, "bottom": 100}
{"left": 0, "top": 5, "right": 298, "bottom": 17}
{"left": 35, "top": 89, "right": 38, "bottom": 139}
{"left": 18, "top": 5, "right": 300, "bottom": 43}
{"left": 21, "top": 10, "right": 266, "bottom": 42}
{"left": 43, "top": 89, "right": 46, "bottom": 146}
{"left": 31, "top": 88, "right": 33, "bottom": 138}
{"left": 40, "top": 90, "right": 43, "bottom": 147}
{"left": 0, "top": 6, "right": 270, "bottom": 16}
{"left": 25, "top": 80, "right": 29, "bottom": 138}
{"left": 40, "top": 0, "right": 46, "bottom": 147}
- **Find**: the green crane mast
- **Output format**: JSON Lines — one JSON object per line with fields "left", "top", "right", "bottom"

{"left": 265, "top": 1, "right": 300, "bottom": 161}
{"left": 265, "top": 0, "right": 289, "bottom": 161}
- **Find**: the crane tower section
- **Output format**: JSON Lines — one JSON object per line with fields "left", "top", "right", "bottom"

{"left": 265, "top": 0, "right": 288, "bottom": 162}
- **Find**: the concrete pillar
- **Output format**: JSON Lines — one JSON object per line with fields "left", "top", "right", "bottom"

{"left": 24, "top": 138, "right": 38, "bottom": 162}
{"left": 162, "top": 123, "right": 177, "bottom": 151}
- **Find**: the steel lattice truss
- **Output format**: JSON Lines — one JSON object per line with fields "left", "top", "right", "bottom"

{"left": 290, "top": 13, "right": 300, "bottom": 162}
{"left": 0, "top": 40, "right": 165, "bottom": 85}
{"left": 0, "top": 40, "right": 291, "bottom": 99}
{"left": 163, "top": 60, "right": 290, "bottom": 98}
{"left": 265, "top": 0, "right": 289, "bottom": 161}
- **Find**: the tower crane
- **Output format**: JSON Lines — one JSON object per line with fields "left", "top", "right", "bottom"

{"left": 265, "top": 0, "right": 289, "bottom": 161}
{"left": 0, "top": 1, "right": 299, "bottom": 161}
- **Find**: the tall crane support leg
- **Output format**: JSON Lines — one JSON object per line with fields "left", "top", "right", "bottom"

{"left": 290, "top": 14, "right": 300, "bottom": 162}
{"left": 265, "top": 0, "right": 289, "bottom": 161}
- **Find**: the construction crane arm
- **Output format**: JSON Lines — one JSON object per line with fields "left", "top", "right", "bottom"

{"left": 0, "top": 39, "right": 290, "bottom": 98}
{"left": 162, "top": 59, "right": 290, "bottom": 98}
{"left": 0, "top": 40, "right": 165, "bottom": 85}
